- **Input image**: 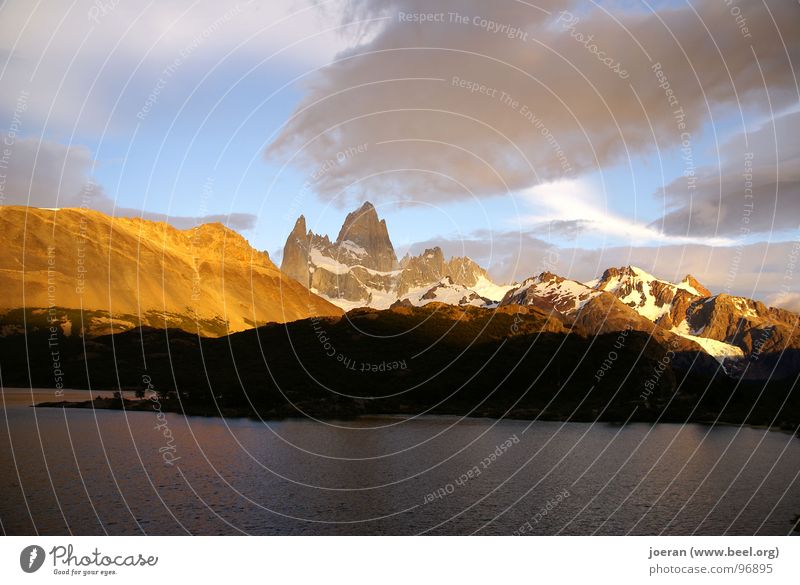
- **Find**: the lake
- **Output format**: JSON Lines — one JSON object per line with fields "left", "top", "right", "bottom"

{"left": 1, "top": 389, "right": 798, "bottom": 535}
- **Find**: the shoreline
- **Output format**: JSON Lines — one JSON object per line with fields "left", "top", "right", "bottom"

{"left": 32, "top": 397, "right": 800, "bottom": 437}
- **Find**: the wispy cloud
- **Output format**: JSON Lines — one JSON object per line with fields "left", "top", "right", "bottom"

{"left": 517, "top": 179, "right": 732, "bottom": 246}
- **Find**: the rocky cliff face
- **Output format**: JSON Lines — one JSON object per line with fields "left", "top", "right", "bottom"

{"left": 685, "top": 294, "right": 799, "bottom": 350}
{"left": 0, "top": 206, "right": 342, "bottom": 337}
{"left": 282, "top": 202, "right": 507, "bottom": 308}
{"left": 335, "top": 202, "right": 397, "bottom": 272}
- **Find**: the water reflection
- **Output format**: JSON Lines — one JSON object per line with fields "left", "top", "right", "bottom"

{"left": 1, "top": 389, "right": 798, "bottom": 535}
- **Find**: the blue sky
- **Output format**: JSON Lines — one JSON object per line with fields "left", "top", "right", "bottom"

{"left": 1, "top": 0, "right": 798, "bottom": 306}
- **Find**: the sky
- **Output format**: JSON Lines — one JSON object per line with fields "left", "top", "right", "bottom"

{"left": 0, "top": 0, "right": 798, "bottom": 309}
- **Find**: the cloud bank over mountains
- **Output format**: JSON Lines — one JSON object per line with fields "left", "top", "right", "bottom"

{"left": 267, "top": 0, "right": 799, "bottom": 238}
{"left": 262, "top": 0, "right": 799, "bottom": 311}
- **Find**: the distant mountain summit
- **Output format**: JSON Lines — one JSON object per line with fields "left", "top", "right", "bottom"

{"left": 281, "top": 202, "right": 511, "bottom": 308}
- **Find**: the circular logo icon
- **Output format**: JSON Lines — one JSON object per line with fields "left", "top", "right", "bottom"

{"left": 20, "top": 545, "right": 46, "bottom": 573}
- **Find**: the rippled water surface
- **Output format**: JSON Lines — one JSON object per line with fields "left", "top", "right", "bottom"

{"left": 1, "top": 389, "right": 798, "bottom": 535}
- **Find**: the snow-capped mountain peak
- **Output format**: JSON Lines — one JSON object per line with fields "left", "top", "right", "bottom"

{"left": 500, "top": 272, "right": 602, "bottom": 315}
{"left": 589, "top": 265, "right": 704, "bottom": 322}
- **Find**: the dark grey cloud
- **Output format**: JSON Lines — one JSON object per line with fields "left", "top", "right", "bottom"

{"left": 267, "top": 0, "right": 800, "bottom": 206}
{"left": 653, "top": 110, "right": 800, "bottom": 237}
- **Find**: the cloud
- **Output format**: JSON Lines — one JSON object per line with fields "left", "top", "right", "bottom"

{"left": 151, "top": 212, "right": 257, "bottom": 231}
{"left": 0, "top": 135, "right": 256, "bottom": 230}
{"left": 0, "top": 0, "right": 352, "bottom": 132}
{"left": 768, "top": 292, "right": 800, "bottom": 313}
{"left": 0, "top": 135, "right": 104, "bottom": 208}
{"left": 653, "top": 109, "right": 800, "bottom": 237}
{"left": 266, "top": 0, "right": 800, "bottom": 206}
{"left": 517, "top": 179, "right": 732, "bottom": 246}
{"left": 529, "top": 219, "right": 592, "bottom": 241}
{"left": 406, "top": 229, "right": 557, "bottom": 285}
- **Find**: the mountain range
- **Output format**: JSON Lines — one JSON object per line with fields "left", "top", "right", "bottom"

{"left": 281, "top": 202, "right": 799, "bottom": 379}
{"left": 0, "top": 203, "right": 797, "bottom": 382}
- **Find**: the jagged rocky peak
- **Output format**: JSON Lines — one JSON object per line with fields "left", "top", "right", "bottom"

{"left": 281, "top": 202, "right": 401, "bottom": 305}
{"left": 292, "top": 214, "right": 307, "bottom": 235}
{"left": 588, "top": 265, "right": 709, "bottom": 322}
{"left": 598, "top": 265, "right": 628, "bottom": 280}
{"left": 281, "top": 215, "right": 311, "bottom": 286}
{"left": 335, "top": 201, "right": 397, "bottom": 272}
{"left": 536, "top": 271, "right": 564, "bottom": 283}
{"left": 407, "top": 248, "right": 435, "bottom": 275}
{"left": 407, "top": 276, "right": 493, "bottom": 308}
{"left": 595, "top": 265, "right": 650, "bottom": 288}
{"left": 396, "top": 247, "right": 444, "bottom": 296}
{"left": 500, "top": 262, "right": 800, "bottom": 372}
{"left": 280, "top": 202, "right": 510, "bottom": 309}
{"left": 595, "top": 266, "right": 709, "bottom": 299}
{"left": 396, "top": 247, "right": 489, "bottom": 296}
{"left": 680, "top": 274, "right": 711, "bottom": 297}
{"left": 448, "top": 255, "right": 489, "bottom": 286}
